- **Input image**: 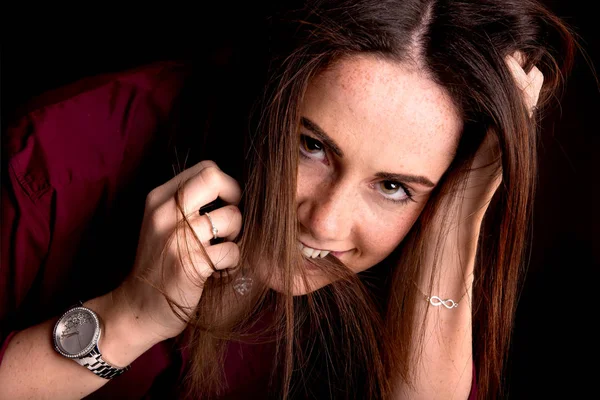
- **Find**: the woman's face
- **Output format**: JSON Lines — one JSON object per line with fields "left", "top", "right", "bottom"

{"left": 283, "top": 55, "right": 462, "bottom": 295}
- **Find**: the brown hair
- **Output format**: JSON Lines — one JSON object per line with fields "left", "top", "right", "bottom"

{"left": 162, "top": 0, "right": 576, "bottom": 398}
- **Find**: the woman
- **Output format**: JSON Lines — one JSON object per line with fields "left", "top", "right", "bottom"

{"left": 0, "top": 0, "right": 575, "bottom": 399}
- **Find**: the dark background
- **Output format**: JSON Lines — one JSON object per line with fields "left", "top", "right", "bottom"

{"left": 2, "top": 1, "right": 597, "bottom": 398}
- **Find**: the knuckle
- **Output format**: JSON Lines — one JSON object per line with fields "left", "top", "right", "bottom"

{"left": 199, "top": 160, "right": 219, "bottom": 169}
{"left": 145, "top": 188, "right": 162, "bottom": 209}
{"left": 199, "top": 165, "right": 222, "bottom": 188}
{"left": 512, "top": 50, "right": 525, "bottom": 63}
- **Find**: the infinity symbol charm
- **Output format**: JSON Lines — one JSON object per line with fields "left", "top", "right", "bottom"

{"left": 427, "top": 296, "right": 458, "bottom": 309}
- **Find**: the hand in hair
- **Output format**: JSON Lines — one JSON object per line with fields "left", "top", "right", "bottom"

{"left": 113, "top": 160, "right": 243, "bottom": 343}
{"left": 458, "top": 50, "right": 544, "bottom": 226}
{"left": 506, "top": 51, "right": 545, "bottom": 117}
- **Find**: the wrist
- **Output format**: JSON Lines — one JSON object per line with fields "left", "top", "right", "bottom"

{"left": 417, "top": 212, "right": 481, "bottom": 303}
{"left": 83, "top": 291, "right": 161, "bottom": 368}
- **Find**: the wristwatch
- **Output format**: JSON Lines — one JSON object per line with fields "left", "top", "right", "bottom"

{"left": 52, "top": 302, "right": 131, "bottom": 379}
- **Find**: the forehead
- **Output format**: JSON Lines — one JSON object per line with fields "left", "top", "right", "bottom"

{"left": 301, "top": 55, "right": 463, "bottom": 182}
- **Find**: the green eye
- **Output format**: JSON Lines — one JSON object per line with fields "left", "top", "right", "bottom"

{"left": 374, "top": 180, "right": 413, "bottom": 204}
{"left": 379, "top": 181, "right": 401, "bottom": 194}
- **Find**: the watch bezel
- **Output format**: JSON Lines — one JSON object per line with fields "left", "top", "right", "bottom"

{"left": 53, "top": 306, "right": 101, "bottom": 359}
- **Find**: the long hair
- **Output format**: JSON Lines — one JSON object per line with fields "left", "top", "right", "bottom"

{"left": 160, "top": 0, "right": 576, "bottom": 399}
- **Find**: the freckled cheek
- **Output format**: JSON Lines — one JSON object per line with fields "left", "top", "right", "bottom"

{"left": 358, "top": 219, "right": 409, "bottom": 263}
{"left": 379, "top": 224, "right": 409, "bottom": 251}
{"left": 358, "top": 208, "right": 424, "bottom": 268}
{"left": 296, "top": 165, "right": 323, "bottom": 199}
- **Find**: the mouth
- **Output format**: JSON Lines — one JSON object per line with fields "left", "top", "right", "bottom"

{"left": 298, "top": 241, "right": 350, "bottom": 259}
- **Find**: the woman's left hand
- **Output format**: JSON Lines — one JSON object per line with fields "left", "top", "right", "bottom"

{"left": 506, "top": 51, "right": 545, "bottom": 118}
{"left": 462, "top": 51, "right": 544, "bottom": 225}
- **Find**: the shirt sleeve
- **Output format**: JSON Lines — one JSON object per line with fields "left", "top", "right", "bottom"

{"left": 0, "top": 60, "right": 191, "bottom": 368}
{"left": 1, "top": 131, "right": 53, "bottom": 352}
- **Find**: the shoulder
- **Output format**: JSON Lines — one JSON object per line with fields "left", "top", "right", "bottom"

{"left": 8, "top": 60, "right": 191, "bottom": 127}
{"left": 0, "top": 61, "right": 194, "bottom": 323}
{"left": 3, "top": 60, "right": 192, "bottom": 193}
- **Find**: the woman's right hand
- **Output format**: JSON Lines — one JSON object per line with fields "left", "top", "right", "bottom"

{"left": 117, "top": 160, "right": 243, "bottom": 342}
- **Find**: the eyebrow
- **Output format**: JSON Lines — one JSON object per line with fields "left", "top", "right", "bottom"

{"left": 301, "top": 117, "right": 344, "bottom": 157}
{"left": 300, "top": 116, "right": 436, "bottom": 188}
{"left": 375, "top": 172, "right": 435, "bottom": 188}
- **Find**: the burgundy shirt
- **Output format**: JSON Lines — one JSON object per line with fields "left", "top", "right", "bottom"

{"left": 1, "top": 61, "right": 476, "bottom": 399}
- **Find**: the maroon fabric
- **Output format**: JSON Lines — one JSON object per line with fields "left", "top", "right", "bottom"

{"left": 1, "top": 60, "right": 191, "bottom": 399}
{"left": 1, "top": 61, "right": 478, "bottom": 399}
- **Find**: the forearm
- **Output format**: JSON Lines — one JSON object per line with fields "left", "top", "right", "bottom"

{"left": 393, "top": 213, "right": 483, "bottom": 400}
{"left": 0, "top": 292, "right": 159, "bottom": 399}
{"left": 394, "top": 282, "right": 473, "bottom": 400}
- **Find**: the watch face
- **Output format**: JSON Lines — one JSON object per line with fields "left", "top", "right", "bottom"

{"left": 53, "top": 307, "right": 100, "bottom": 358}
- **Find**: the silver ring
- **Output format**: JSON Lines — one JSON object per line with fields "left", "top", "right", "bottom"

{"left": 204, "top": 212, "right": 218, "bottom": 240}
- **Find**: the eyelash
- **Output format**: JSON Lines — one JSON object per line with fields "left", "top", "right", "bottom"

{"left": 299, "top": 133, "right": 416, "bottom": 205}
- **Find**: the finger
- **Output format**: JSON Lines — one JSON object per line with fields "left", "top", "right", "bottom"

{"left": 511, "top": 50, "right": 526, "bottom": 67}
{"left": 207, "top": 241, "right": 240, "bottom": 271}
{"left": 179, "top": 241, "right": 240, "bottom": 285}
{"left": 146, "top": 160, "right": 220, "bottom": 208}
{"left": 207, "top": 242, "right": 241, "bottom": 279}
{"left": 505, "top": 54, "right": 528, "bottom": 85}
{"left": 526, "top": 65, "right": 544, "bottom": 114}
{"left": 510, "top": 50, "right": 544, "bottom": 91}
{"left": 193, "top": 205, "right": 243, "bottom": 245}
{"left": 179, "top": 164, "right": 242, "bottom": 216}
{"left": 505, "top": 53, "right": 543, "bottom": 115}
{"left": 196, "top": 242, "right": 241, "bottom": 277}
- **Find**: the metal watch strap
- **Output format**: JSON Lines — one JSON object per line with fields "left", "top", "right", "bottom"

{"left": 74, "top": 345, "right": 131, "bottom": 379}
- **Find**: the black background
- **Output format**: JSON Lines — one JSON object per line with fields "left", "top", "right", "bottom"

{"left": 1, "top": 1, "right": 596, "bottom": 397}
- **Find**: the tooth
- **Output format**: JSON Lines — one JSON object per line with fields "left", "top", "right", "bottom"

{"left": 302, "top": 247, "right": 314, "bottom": 257}
{"left": 319, "top": 251, "right": 330, "bottom": 258}
{"left": 311, "top": 251, "right": 320, "bottom": 259}
{"left": 298, "top": 242, "right": 304, "bottom": 250}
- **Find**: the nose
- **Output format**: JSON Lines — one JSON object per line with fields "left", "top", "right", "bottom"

{"left": 298, "top": 181, "right": 355, "bottom": 243}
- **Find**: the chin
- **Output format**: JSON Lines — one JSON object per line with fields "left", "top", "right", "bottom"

{"left": 265, "top": 272, "right": 332, "bottom": 296}
{"left": 257, "top": 255, "right": 361, "bottom": 296}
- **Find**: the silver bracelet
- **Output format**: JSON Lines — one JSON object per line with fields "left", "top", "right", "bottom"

{"left": 414, "top": 282, "right": 467, "bottom": 310}
{"left": 425, "top": 295, "right": 459, "bottom": 309}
